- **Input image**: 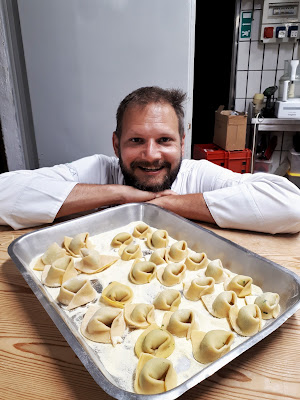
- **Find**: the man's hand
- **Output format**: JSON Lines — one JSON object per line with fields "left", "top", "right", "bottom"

{"left": 148, "top": 193, "right": 216, "bottom": 224}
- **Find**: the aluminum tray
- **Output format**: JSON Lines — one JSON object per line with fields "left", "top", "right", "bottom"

{"left": 8, "top": 203, "right": 300, "bottom": 400}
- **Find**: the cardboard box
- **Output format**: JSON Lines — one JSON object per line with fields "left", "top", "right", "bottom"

{"left": 213, "top": 106, "right": 247, "bottom": 151}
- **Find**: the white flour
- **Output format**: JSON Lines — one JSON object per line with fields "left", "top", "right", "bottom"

{"left": 30, "top": 221, "right": 254, "bottom": 393}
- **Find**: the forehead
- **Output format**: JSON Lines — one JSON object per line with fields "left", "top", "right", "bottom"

{"left": 121, "top": 102, "right": 179, "bottom": 134}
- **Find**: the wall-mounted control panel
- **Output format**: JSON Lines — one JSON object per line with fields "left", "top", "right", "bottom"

{"left": 261, "top": 0, "right": 300, "bottom": 43}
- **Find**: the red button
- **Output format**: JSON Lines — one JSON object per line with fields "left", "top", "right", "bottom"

{"left": 264, "top": 27, "right": 274, "bottom": 38}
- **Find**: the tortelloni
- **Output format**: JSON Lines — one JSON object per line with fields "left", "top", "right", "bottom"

{"left": 124, "top": 303, "right": 155, "bottom": 329}
{"left": 254, "top": 292, "right": 280, "bottom": 319}
{"left": 149, "top": 248, "right": 167, "bottom": 265}
{"left": 129, "top": 260, "right": 157, "bottom": 284}
{"left": 183, "top": 277, "right": 215, "bottom": 301}
{"left": 225, "top": 275, "right": 253, "bottom": 297}
{"left": 57, "top": 277, "right": 97, "bottom": 310}
{"left": 75, "top": 248, "right": 119, "bottom": 274}
{"left": 146, "top": 229, "right": 169, "bottom": 249}
{"left": 205, "top": 259, "right": 226, "bottom": 283}
{"left": 191, "top": 330, "right": 235, "bottom": 364}
{"left": 165, "top": 240, "right": 188, "bottom": 263}
{"left": 135, "top": 323, "right": 175, "bottom": 358}
{"left": 119, "top": 243, "right": 142, "bottom": 261}
{"left": 156, "top": 262, "right": 186, "bottom": 287}
{"left": 101, "top": 281, "right": 133, "bottom": 308}
{"left": 134, "top": 353, "right": 177, "bottom": 395}
{"left": 185, "top": 252, "right": 209, "bottom": 271}
{"left": 132, "top": 223, "right": 152, "bottom": 239}
{"left": 111, "top": 232, "right": 133, "bottom": 248}
{"left": 153, "top": 289, "right": 181, "bottom": 312}
{"left": 41, "top": 255, "right": 77, "bottom": 287}
{"left": 163, "top": 309, "right": 198, "bottom": 339}
{"left": 202, "top": 291, "right": 239, "bottom": 319}
{"left": 229, "top": 304, "right": 262, "bottom": 336}
{"left": 80, "top": 305, "right": 125, "bottom": 344}
{"left": 34, "top": 242, "right": 66, "bottom": 271}
{"left": 64, "top": 232, "right": 93, "bottom": 257}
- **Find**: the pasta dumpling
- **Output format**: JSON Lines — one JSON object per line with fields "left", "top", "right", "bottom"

{"left": 183, "top": 277, "right": 215, "bottom": 301}
{"left": 111, "top": 232, "right": 133, "bottom": 248}
{"left": 254, "top": 292, "right": 280, "bottom": 319}
{"left": 75, "top": 248, "right": 119, "bottom": 274}
{"left": 224, "top": 275, "right": 253, "bottom": 297}
{"left": 135, "top": 323, "right": 175, "bottom": 358}
{"left": 119, "top": 243, "right": 142, "bottom": 261}
{"left": 64, "top": 232, "right": 93, "bottom": 257}
{"left": 191, "top": 329, "right": 234, "bottom": 364}
{"left": 229, "top": 304, "right": 262, "bottom": 336}
{"left": 149, "top": 248, "right": 167, "bottom": 265}
{"left": 146, "top": 230, "right": 169, "bottom": 249}
{"left": 163, "top": 309, "right": 197, "bottom": 339}
{"left": 153, "top": 289, "right": 181, "bottom": 312}
{"left": 156, "top": 262, "right": 186, "bottom": 286}
{"left": 185, "top": 252, "right": 209, "bottom": 271}
{"left": 124, "top": 303, "right": 155, "bottom": 329}
{"left": 132, "top": 223, "right": 152, "bottom": 239}
{"left": 34, "top": 242, "right": 66, "bottom": 271}
{"left": 57, "top": 277, "right": 97, "bottom": 310}
{"left": 202, "top": 291, "right": 239, "bottom": 318}
{"left": 165, "top": 240, "right": 188, "bottom": 263}
{"left": 101, "top": 281, "right": 133, "bottom": 308}
{"left": 80, "top": 305, "right": 125, "bottom": 344}
{"left": 129, "top": 260, "right": 157, "bottom": 284}
{"left": 205, "top": 259, "right": 226, "bottom": 283}
{"left": 41, "top": 255, "right": 77, "bottom": 287}
{"left": 134, "top": 353, "right": 177, "bottom": 394}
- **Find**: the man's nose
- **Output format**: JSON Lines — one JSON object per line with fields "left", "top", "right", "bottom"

{"left": 142, "top": 140, "right": 161, "bottom": 161}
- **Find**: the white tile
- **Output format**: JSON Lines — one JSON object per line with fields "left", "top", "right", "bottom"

{"left": 278, "top": 43, "right": 294, "bottom": 69}
{"left": 249, "top": 40, "right": 264, "bottom": 70}
{"left": 241, "top": 0, "right": 254, "bottom": 11}
{"left": 236, "top": 70, "right": 248, "bottom": 98}
{"left": 263, "top": 43, "right": 278, "bottom": 70}
{"left": 246, "top": 70, "right": 261, "bottom": 98}
{"left": 251, "top": 9, "right": 262, "bottom": 41}
{"left": 261, "top": 70, "right": 276, "bottom": 92}
{"left": 237, "top": 41, "right": 250, "bottom": 70}
{"left": 235, "top": 98, "right": 247, "bottom": 112}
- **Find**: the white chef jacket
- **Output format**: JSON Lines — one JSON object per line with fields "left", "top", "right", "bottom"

{"left": 0, "top": 154, "right": 299, "bottom": 233}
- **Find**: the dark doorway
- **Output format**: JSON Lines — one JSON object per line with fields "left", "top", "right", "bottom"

{"left": 0, "top": 121, "right": 8, "bottom": 173}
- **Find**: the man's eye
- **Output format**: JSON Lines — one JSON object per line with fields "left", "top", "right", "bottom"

{"left": 159, "top": 137, "right": 172, "bottom": 143}
{"left": 130, "top": 138, "right": 143, "bottom": 143}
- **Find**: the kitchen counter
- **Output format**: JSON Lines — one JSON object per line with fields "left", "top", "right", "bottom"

{"left": 0, "top": 221, "right": 300, "bottom": 400}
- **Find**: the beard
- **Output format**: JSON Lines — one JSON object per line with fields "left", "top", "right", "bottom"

{"left": 119, "top": 155, "right": 182, "bottom": 192}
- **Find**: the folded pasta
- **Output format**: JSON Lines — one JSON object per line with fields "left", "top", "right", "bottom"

{"left": 185, "top": 252, "right": 209, "bottom": 271}
{"left": 135, "top": 323, "right": 175, "bottom": 358}
{"left": 132, "top": 223, "right": 152, "bottom": 239}
{"left": 80, "top": 305, "right": 125, "bottom": 344}
{"left": 111, "top": 232, "right": 133, "bottom": 248}
{"left": 129, "top": 260, "right": 157, "bottom": 284}
{"left": 254, "top": 292, "right": 280, "bottom": 319}
{"left": 124, "top": 303, "right": 155, "bottom": 329}
{"left": 225, "top": 275, "right": 253, "bottom": 297}
{"left": 165, "top": 240, "right": 188, "bottom": 263}
{"left": 149, "top": 248, "right": 167, "bottom": 265}
{"left": 75, "top": 248, "right": 119, "bottom": 274}
{"left": 34, "top": 242, "right": 66, "bottom": 271}
{"left": 163, "top": 309, "right": 197, "bottom": 339}
{"left": 153, "top": 289, "right": 181, "bottom": 312}
{"left": 134, "top": 353, "right": 177, "bottom": 394}
{"left": 101, "top": 281, "right": 133, "bottom": 308}
{"left": 183, "top": 277, "right": 215, "bottom": 301}
{"left": 191, "top": 330, "right": 235, "bottom": 364}
{"left": 156, "top": 262, "right": 186, "bottom": 286}
{"left": 146, "top": 230, "right": 169, "bottom": 249}
{"left": 205, "top": 259, "right": 226, "bottom": 283}
{"left": 57, "top": 277, "right": 97, "bottom": 310}
{"left": 41, "top": 255, "right": 77, "bottom": 287}
{"left": 64, "top": 232, "right": 93, "bottom": 257}
{"left": 229, "top": 304, "right": 262, "bottom": 336}
{"left": 119, "top": 243, "right": 142, "bottom": 261}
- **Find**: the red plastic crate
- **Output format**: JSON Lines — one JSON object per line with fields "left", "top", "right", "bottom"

{"left": 193, "top": 144, "right": 251, "bottom": 173}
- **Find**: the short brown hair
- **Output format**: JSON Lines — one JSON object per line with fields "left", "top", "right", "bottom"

{"left": 115, "top": 86, "right": 186, "bottom": 139}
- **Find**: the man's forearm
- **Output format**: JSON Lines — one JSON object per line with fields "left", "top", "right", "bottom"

{"left": 148, "top": 193, "right": 216, "bottom": 224}
{"left": 56, "top": 183, "right": 166, "bottom": 219}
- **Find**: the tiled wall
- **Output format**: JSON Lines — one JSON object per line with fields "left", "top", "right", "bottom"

{"left": 234, "top": 0, "right": 299, "bottom": 173}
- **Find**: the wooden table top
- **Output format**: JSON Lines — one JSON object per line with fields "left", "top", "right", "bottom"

{"left": 0, "top": 220, "right": 300, "bottom": 400}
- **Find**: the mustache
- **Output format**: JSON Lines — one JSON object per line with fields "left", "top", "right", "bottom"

{"left": 130, "top": 160, "right": 171, "bottom": 169}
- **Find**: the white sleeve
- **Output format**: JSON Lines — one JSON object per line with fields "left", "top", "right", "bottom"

{"left": 0, "top": 154, "right": 112, "bottom": 230}
{"left": 199, "top": 161, "right": 300, "bottom": 234}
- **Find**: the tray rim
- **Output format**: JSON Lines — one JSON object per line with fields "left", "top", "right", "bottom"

{"left": 7, "top": 203, "right": 300, "bottom": 400}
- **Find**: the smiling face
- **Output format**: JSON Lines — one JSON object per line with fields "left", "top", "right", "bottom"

{"left": 113, "top": 102, "right": 185, "bottom": 192}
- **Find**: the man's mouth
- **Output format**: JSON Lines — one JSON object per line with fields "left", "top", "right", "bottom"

{"left": 138, "top": 166, "right": 165, "bottom": 172}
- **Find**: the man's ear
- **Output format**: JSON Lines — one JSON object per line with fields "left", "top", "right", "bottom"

{"left": 112, "top": 132, "right": 120, "bottom": 158}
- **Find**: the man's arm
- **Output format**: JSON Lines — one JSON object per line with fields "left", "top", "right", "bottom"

{"left": 148, "top": 193, "right": 215, "bottom": 224}
{"left": 56, "top": 183, "right": 165, "bottom": 218}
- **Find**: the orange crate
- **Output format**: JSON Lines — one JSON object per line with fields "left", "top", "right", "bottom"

{"left": 193, "top": 144, "right": 251, "bottom": 173}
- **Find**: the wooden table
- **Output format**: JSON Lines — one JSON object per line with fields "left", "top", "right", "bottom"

{"left": 1, "top": 221, "right": 300, "bottom": 400}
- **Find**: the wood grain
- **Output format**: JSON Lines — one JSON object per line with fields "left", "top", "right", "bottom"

{"left": 1, "top": 223, "right": 300, "bottom": 400}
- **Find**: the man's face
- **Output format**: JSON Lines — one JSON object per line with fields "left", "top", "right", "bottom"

{"left": 113, "top": 102, "right": 185, "bottom": 192}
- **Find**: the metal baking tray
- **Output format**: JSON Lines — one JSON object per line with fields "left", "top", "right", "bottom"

{"left": 8, "top": 203, "right": 300, "bottom": 400}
